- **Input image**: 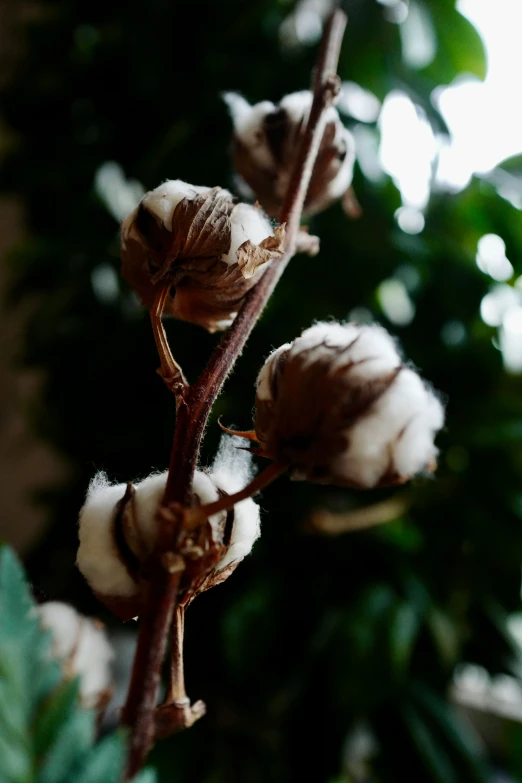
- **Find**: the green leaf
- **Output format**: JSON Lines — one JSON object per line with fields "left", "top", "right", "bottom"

{"left": 409, "top": 681, "right": 490, "bottom": 781}
{"left": 38, "top": 710, "right": 95, "bottom": 783}
{"left": 0, "top": 547, "right": 143, "bottom": 783}
{"left": 389, "top": 602, "right": 421, "bottom": 674}
{"left": 133, "top": 770, "right": 158, "bottom": 783}
{"left": 68, "top": 733, "right": 125, "bottom": 783}
{"left": 0, "top": 546, "right": 38, "bottom": 642}
{"left": 426, "top": 608, "right": 460, "bottom": 668}
{"left": 34, "top": 679, "right": 82, "bottom": 759}
{"left": 402, "top": 702, "right": 458, "bottom": 783}
{"left": 427, "top": 4, "right": 487, "bottom": 81}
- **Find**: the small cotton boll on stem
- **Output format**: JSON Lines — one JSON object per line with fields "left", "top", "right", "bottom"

{"left": 121, "top": 179, "right": 285, "bottom": 333}
{"left": 37, "top": 602, "right": 113, "bottom": 709}
{"left": 77, "top": 468, "right": 233, "bottom": 616}
{"left": 226, "top": 90, "right": 356, "bottom": 218}
{"left": 254, "top": 322, "right": 444, "bottom": 488}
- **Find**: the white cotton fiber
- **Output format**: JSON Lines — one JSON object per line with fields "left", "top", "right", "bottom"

{"left": 38, "top": 601, "right": 114, "bottom": 708}
{"left": 77, "top": 473, "right": 137, "bottom": 598}
{"left": 210, "top": 435, "right": 261, "bottom": 570}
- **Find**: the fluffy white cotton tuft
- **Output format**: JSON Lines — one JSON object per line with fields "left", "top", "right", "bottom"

{"left": 335, "top": 364, "right": 444, "bottom": 488}
{"left": 223, "top": 92, "right": 276, "bottom": 170}
{"left": 210, "top": 435, "right": 261, "bottom": 570}
{"left": 290, "top": 322, "right": 402, "bottom": 380}
{"left": 38, "top": 602, "right": 113, "bottom": 708}
{"left": 256, "top": 343, "right": 292, "bottom": 401}
{"left": 211, "top": 434, "right": 255, "bottom": 492}
{"left": 132, "top": 471, "right": 168, "bottom": 549}
{"left": 77, "top": 473, "right": 137, "bottom": 598}
{"left": 221, "top": 203, "right": 273, "bottom": 267}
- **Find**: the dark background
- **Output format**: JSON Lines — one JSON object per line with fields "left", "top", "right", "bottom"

{"left": 2, "top": 0, "right": 522, "bottom": 780}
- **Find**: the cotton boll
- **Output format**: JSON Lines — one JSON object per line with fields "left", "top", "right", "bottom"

{"left": 254, "top": 321, "right": 444, "bottom": 488}
{"left": 77, "top": 473, "right": 137, "bottom": 598}
{"left": 37, "top": 602, "right": 113, "bottom": 709}
{"left": 77, "top": 468, "right": 236, "bottom": 621}
{"left": 226, "top": 90, "right": 356, "bottom": 217}
{"left": 121, "top": 178, "right": 284, "bottom": 332}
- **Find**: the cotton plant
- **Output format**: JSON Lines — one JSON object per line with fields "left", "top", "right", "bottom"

{"left": 69, "top": 10, "right": 445, "bottom": 780}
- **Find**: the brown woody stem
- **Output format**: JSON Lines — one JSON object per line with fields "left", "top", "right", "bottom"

{"left": 122, "top": 10, "right": 347, "bottom": 778}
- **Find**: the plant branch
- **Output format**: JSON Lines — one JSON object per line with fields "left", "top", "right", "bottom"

{"left": 171, "top": 462, "right": 287, "bottom": 534}
{"left": 150, "top": 284, "right": 188, "bottom": 395}
{"left": 168, "top": 606, "right": 186, "bottom": 702}
{"left": 122, "top": 10, "right": 347, "bottom": 778}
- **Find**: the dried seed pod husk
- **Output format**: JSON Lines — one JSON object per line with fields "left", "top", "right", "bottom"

{"left": 254, "top": 322, "right": 444, "bottom": 488}
{"left": 121, "top": 180, "right": 285, "bottom": 332}
{"left": 225, "top": 90, "right": 356, "bottom": 218}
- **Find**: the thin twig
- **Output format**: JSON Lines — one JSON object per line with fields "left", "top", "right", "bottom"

{"left": 172, "top": 462, "right": 287, "bottom": 534}
{"left": 168, "top": 606, "right": 186, "bottom": 703}
{"left": 150, "top": 284, "right": 188, "bottom": 394}
{"left": 122, "top": 10, "right": 347, "bottom": 778}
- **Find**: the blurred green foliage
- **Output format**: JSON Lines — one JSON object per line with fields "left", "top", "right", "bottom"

{"left": 2, "top": 0, "right": 522, "bottom": 780}
{"left": 0, "top": 546, "right": 155, "bottom": 783}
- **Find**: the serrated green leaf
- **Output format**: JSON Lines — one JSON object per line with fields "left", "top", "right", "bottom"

{"left": 68, "top": 733, "right": 125, "bottom": 783}
{"left": 34, "top": 678, "right": 81, "bottom": 759}
{"left": 0, "top": 547, "right": 37, "bottom": 641}
{"left": 0, "top": 714, "right": 32, "bottom": 783}
{"left": 38, "top": 710, "right": 95, "bottom": 783}
{"left": 0, "top": 547, "right": 141, "bottom": 783}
